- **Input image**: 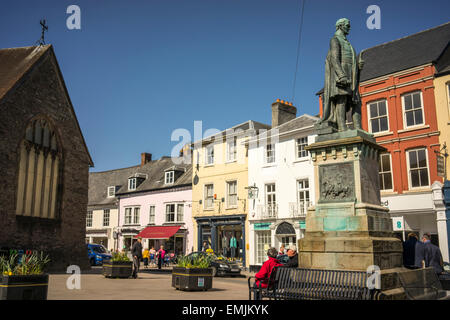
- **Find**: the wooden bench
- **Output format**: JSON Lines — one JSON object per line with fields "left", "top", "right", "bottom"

{"left": 248, "top": 266, "right": 384, "bottom": 300}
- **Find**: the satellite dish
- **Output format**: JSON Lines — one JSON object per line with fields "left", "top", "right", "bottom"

{"left": 193, "top": 173, "right": 199, "bottom": 185}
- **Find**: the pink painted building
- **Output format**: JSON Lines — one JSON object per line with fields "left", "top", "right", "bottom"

{"left": 90, "top": 153, "right": 193, "bottom": 255}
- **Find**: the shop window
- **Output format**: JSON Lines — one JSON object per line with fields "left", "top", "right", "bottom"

{"left": 256, "top": 231, "right": 271, "bottom": 265}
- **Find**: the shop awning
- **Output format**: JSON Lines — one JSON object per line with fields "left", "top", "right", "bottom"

{"left": 134, "top": 226, "right": 181, "bottom": 239}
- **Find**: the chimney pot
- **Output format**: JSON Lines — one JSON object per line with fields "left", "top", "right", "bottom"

{"left": 271, "top": 100, "right": 297, "bottom": 128}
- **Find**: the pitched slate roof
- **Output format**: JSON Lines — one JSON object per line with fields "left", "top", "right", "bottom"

{"left": 316, "top": 22, "right": 450, "bottom": 94}
{"left": 88, "top": 156, "right": 192, "bottom": 207}
{"left": 250, "top": 113, "right": 318, "bottom": 141}
{"left": 194, "top": 120, "right": 271, "bottom": 144}
{"left": 0, "top": 45, "right": 94, "bottom": 166}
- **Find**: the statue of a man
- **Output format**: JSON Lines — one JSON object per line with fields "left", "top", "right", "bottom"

{"left": 320, "top": 18, "right": 364, "bottom": 131}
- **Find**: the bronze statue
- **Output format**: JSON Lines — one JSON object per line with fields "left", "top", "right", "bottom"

{"left": 320, "top": 18, "right": 364, "bottom": 131}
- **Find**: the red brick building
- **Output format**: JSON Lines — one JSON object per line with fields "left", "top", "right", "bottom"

{"left": 318, "top": 22, "right": 450, "bottom": 261}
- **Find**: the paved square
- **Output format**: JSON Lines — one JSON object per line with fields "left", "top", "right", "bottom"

{"left": 48, "top": 269, "right": 251, "bottom": 300}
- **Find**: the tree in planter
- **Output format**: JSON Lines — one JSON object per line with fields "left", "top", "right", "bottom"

{"left": 0, "top": 251, "right": 51, "bottom": 300}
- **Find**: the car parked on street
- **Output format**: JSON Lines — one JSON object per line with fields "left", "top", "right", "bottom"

{"left": 87, "top": 244, "right": 112, "bottom": 266}
{"left": 186, "top": 251, "right": 241, "bottom": 277}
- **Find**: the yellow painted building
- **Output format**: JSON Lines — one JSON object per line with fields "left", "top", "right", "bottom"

{"left": 191, "top": 120, "right": 270, "bottom": 268}
{"left": 434, "top": 72, "right": 450, "bottom": 179}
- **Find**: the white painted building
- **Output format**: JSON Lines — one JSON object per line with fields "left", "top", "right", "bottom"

{"left": 247, "top": 110, "right": 318, "bottom": 270}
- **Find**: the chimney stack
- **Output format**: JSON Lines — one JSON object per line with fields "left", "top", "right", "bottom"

{"left": 271, "top": 99, "right": 297, "bottom": 128}
{"left": 141, "top": 153, "right": 152, "bottom": 166}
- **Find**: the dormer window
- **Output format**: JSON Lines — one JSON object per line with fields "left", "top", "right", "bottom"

{"left": 107, "top": 186, "right": 116, "bottom": 198}
{"left": 165, "top": 171, "right": 174, "bottom": 184}
{"left": 128, "top": 178, "right": 137, "bottom": 191}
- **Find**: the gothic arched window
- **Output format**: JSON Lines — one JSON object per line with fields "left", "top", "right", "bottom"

{"left": 16, "top": 118, "right": 62, "bottom": 219}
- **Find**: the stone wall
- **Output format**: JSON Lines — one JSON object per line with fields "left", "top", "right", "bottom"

{"left": 0, "top": 50, "right": 91, "bottom": 271}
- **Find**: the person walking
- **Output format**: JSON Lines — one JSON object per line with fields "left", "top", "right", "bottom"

{"left": 142, "top": 247, "right": 150, "bottom": 269}
{"left": 422, "top": 233, "right": 444, "bottom": 274}
{"left": 131, "top": 237, "right": 143, "bottom": 279}
{"left": 403, "top": 233, "right": 419, "bottom": 269}
{"left": 157, "top": 245, "right": 166, "bottom": 270}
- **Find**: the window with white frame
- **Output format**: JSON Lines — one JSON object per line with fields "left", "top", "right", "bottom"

{"left": 149, "top": 206, "right": 155, "bottom": 224}
{"left": 125, "top": 208, "right": 132, "bottom": 225}
{"left": 379, "top": 153, "right": 393, "bottom": 191}
{"left": 402, "top": 91, "right": 424, "bottom": 128}
{"left": 128, "top": 178, "right": 137, "bottom": 191}
{"left": 296, "top": 137, "right": 308, "bottom": 158}
{"left": 256, "top": 231, "right": 271, "bottom": 265}
{"left": 368, "top": 100, "right": 389, "bottom": 133}
{"left": 205, "top": 144, "right": 214, "bottom": 165}
{"left": 166, "top": 204, "right": 175, "bottom": 222}
{"left": 226, "top": 136, "right": 237, "bottom": 162}
{"left": 133, "top": 207, "right": 140, "bottom": 224}
{"left": 103, "top": 209, "right": 110, "bottom": 227}
{"left": 177, "top": 204, "right": 184, "bottom": 222}
{"left": 297, "top": 179, "right": 310, "bottom": 214}
{"left": 447, "top": 83, "right": 450, "bottom": 114}
{"left": 204, "top": 184, "right": 214, "bottom": 209}
{"left": 407, "top": 148, "right": 429, "bottom": 188}
{"left": 86, "top": 210, "right": 93, "bottom": 227}
{"left": 125, "top": 207, "right": 140, "bottom": 225}
{"left": 107, "top": 186, "right": 116, "bottom": 198}
{"left": 265, "top": 144, "right": 275, "bottom": 163}
{"left": 226, "top": 181, "right": 238, "bottom": 208}
{"left": 265, "top": 183, "right": 276, "bottom": 216}
{"left": 165, "top": 171, "right": 174, "bottom": 184}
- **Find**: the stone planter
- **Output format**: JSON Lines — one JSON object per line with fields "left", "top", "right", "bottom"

{"left": 0, "top": 274, "right": 48, "bottom": 300}
{"left": 172, "top": 267, "right": 213, "bottom": 291}
{"left": 102, "top": 261, "right": 133, "bottom": 278}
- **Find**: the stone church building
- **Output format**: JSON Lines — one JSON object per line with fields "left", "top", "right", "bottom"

{"left": 0, "top": 45, "right": 93, "bottom": 271}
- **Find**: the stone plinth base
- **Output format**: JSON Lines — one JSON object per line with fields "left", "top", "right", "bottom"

{"left": 298, "top": 235, "right": 403, "bottom": 271}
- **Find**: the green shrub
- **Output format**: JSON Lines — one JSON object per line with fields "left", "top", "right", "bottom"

{"left": 176, "top": 254, "right": 214, "bottom": 268}
{"left": 1, "top": 252, "right": 50, "bottom": 276}
{"left": 110, "top": 251, "right": 131, "bottom": 262}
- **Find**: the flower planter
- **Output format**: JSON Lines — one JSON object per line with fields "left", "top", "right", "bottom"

{"left": 172, "top": 267, "right": 213, "bottom": 291}
{"left": 102, "top": 261, "right": 133, "bottom": 278}
{"left": 0, "top": 274, "right": 48, "bottom": 300}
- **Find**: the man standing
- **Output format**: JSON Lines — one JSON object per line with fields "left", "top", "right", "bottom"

{"left": 320, "top": 18, "right": 364, "bottom": 132}
{"left": 131, "top": 237, "right": 143, "bottom": 279}
{"left": 284, "top": 245, "right": 298, "bottom": 268}
{"left": 422, "top": 233, "right": 444, "bottom": 274}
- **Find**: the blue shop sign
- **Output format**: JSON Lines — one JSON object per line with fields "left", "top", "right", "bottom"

{"left": 254, "top": 223, "right": 271, "bottom": 230}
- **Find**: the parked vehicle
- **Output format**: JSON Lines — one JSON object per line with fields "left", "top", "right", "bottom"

{"left": 185, "top": 251, "right": 241, "bottom": 277}
{"left": 87, "top": 244, "right": 111, "bottom": 266}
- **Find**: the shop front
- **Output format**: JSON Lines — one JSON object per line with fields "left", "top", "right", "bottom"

{"left": 134, "top": 225, "right": 188, "bottom": 255}
{"left": 249, "top": 220, "right": 305, "bottom": 272}
{"left": 195, "top": 215, "right": 246, "bottom": 266}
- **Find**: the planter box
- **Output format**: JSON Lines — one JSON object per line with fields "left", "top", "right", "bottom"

{"left": 102, "top": 261, "right": 133, "bottom": 278}
{"left": 172, "top": 267, "right": 213, "bottom": 291}
{"left": 0, "top": 274, "right": 48, "bottom": 300}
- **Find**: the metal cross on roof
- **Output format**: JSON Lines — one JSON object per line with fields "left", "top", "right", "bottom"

{"left": 37, "top": 19, "right": 48, "bottom": 46}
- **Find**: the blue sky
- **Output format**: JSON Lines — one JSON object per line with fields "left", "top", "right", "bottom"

{"left": 1, "top": 0, "right": 449, "bottom": 172}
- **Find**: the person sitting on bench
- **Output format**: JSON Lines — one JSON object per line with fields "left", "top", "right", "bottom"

{"left": 253, "top": 247, "right": 282, "bottom": 298}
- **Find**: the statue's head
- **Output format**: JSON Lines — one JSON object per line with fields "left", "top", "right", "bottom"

{"left": 336, "top": 18, "right": 351, "bottom": 35}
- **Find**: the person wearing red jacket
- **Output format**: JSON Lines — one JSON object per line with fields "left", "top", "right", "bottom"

{"left": 254, "top": 247, "right": 283, "bottom": 294}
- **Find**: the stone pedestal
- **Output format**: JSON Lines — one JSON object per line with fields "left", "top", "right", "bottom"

{"left": 299, "top": 128, "right": 408, "bottom": 298}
